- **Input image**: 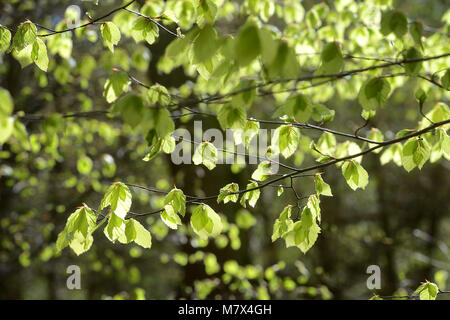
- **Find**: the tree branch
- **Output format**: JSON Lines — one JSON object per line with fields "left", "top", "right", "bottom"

{"left": 127, "top": 119, "right": 450, "bottom": 217}
{"left": 38, "top": 0, "right": 137, "bottom": 37}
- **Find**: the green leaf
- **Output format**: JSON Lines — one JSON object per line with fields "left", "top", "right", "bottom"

{"left": 402, "top": 137, "right": 431, "bottom": 172}
{"left": 409, "top": 21, "right": 424, "bottom": 50}
{"left": 441, "top": 69, "right": 450, "bottom": 90}
{"left": 311, "top": 104, "right": 335, "bottom": 122}
{"left": 368, "top": 128, "right": 384, "bottom": 152}
{"left": 404, "top": 47, "right": 423, "bottom": 76}
{"left": 12, "top": 119, "right": 30, "bottom": 150}
{"left": 317, "top": 42, "right": 343, "bottom": 74}
{"left": 164, "top": 188, "right": 186, "bottom": 216}
{"left": 424, "top": 102, "right": 450, "bottom": 123}
{"left": 101, "top": 22, "right": 121, "bottom": 53}
{"left": 380, "top": 10, "right": 408, "bottom": 38}
{"left": 430, "top": 127, "right": 450, "bottom": 162}
{"left": 306, "top": 9, "right": 321, "bottom": 29}
{"left": 251, "top": 161, "right": 274, "bottom": 181}
{"left": 12, "top": 42, "right": 33, "bottom": 68}
{"left": 56, "top": 206, "right": 96, "bottom": 255}
{"left": 358, "top": 78, "right": 391, "bottom": 110}
{"left": 99, "top": 182, "right": 132, "bottom": 219}
{"left": 0, "top": 26, "right": 12, "bottom": 53}
{"left": 159, "top": 11, "right": 179, "bottom": 25}
{"left": 414, "top": 282, "right": 439, "bottom": 300}
{"left": 342, "top": 160, "right": 369, "bottom": 190}
{"left": 0, "top": 116, "right": 14, "bottom": 144}
{"left": 414, "top": 87, "right": 427, "bottom": 105}
{"left": 380, "top": 143, "right": 403, "bottom": 166}
{"left": 154, "top": 108, "right": 175, "bottom": 137}
{"left": 160, "top": 204, "right": 182, "bottom": 229}
{"left": 277, "top": 94, "right": 312, "bottom": 123}
{"left": 335, "top": 141, "right": 362, "bottom": 163}
{"left": 261, "top": 37, "right": 299, "bottom": 78}
{"left": 67, "top": 233, "right": 94, "bottom": 256}
{"left": 235, "top": 23, "right": 260, "bottom": 67}
{"left": 231, "top": 80, "right": 256, "bottom": 109}
{"left": 284, "top": 206, "right": 321, "bottom": 254}
{"left": 306, "top": 194, "right": 321, "bottom": 223}
{"left": 259, "top": 27, "right": 278, "bottom": 67}
{"left": 104, "top": 212, "right": 126, "bottom": 242}
{"left": 233, "top": 120, "right": 259, "bottom": 147}
{"left": 192, "top": 141, "right": 218, "bottom": 170}
{"left": 217, "top": 183, "right": 239, "bottom": 204}
{"left": 316, "top": 132, "right": 337, "bottom": 155}
{"left": 103, "top": 71, "right": 130, "bottom": 103}
{"left": 56, "top": 229, "right": 70, "bottom": 254}
{"left": 0, "top": 88, "right": 13, "bottom": 116}
{"left": 361, "top": 109, "right": 376, "bottom": 121}
{"left": 240, "top": 182, "right": 260, "bottom": 208}
{"left": 31, "top": 37, "right": 49, "bottom": 71}
{"left": 271, "top": 125, "right": 300, "bottom": 158}
{"left": 132, "top": 219, "right": 152, "bottom": 248}
{"left": 165, "top": 36, "right": 189, "bottom": 59}
{"left": 190, "top": 204, "right": 223, "bottom": 239}
{"left": 271, "top": 205, "right": 293, "bottom": 242}
{"left": 117, "top": 218, "right": 137, "bottom": 244}
{"left": 111, "top": 94, "right": 144, "bottom": 127}
{"left": 396, "top": 128, "right": 415, "bottom": 139}
{"left": 217, "top": 104, "right": 247, "bottom": 130}
{"left": 315, "top": 174, "right": 333, "bottom": 197}
{"left": 197, "top": 0, "right": 218, "bottom": 27}
{"left": 143, "top": 129, "right": 163, "bottom": 161}
{"left": 147, "top": 84, "right": 171, "bottom": 106}
{"left": 12, "top": 21, "right": 37, "bottom": 52}
{"left": 391, "top": 11, "right": 408, "bottom": 38}
{"left": 193, "top": 24, "right": 218, "bottom": 63}
{"left": 161, "top": 135, "right": 175, "bottom": 154}
{"left": 64, "top": 206, "right": 96, "bottom": 239}
{"left": 47, "top": 34, "right": 72, "bottom": 59}
{"left": 131, "top": 17, "right": 159, "bottom": 45}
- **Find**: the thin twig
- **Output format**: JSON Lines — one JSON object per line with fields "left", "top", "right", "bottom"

{"left": 123, "top": 8, "right": 181, "bottom": 38}
{"left": 128, "top": 119, "right": 450, "bottom": 217}
{"left": 38, "top": 0, "right": 137, "bottom": 37}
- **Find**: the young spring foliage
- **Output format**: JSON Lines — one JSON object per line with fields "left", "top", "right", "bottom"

{"left": 103, "top": 70, "right": 130, "bottom": 103}
{"left": 217, "top": 183, "right": 239, "bottom": 204}
{"left": 402, "top": 137, "right": 431, "bottom": 172}
{"left": 240, "top": 182, "right": 260, "bottom": 208}
{"left": 192, "top": 141, "right": 218, "bottom": 170}
{"left": 342, "top": 161, "right": 369, "bottom": 191}
{"left": 190, "top": 204, "right": 223, "bottom": 239}
{"left": 271, "top": 125, "right": 300, "bottom": 158}
{"left": 56, "top": 182, "right": 152, "bottom": 255}
{"left": 0, "top": 26, "right": 11, "bottom": 53}
{"left": 358, "top": 78, "right": 391, "bottom": 110}
{"left": 101, "top": 22, "right": 121, "bottom": 52}
{"left": 118, "top": 218, "right": 152, "bottom": 248}
{"left": 251, "top": 161, "right": 274, "bottom": 181}
{"left": 314, "top": 174, "right": 333, "bottom": 197}
{"left": 161, "top": 188, "right": 186, "bottom": 229}
{"left": 1, "top": 1, "right": 448, "bottom": 284}
{"left": 56, "top": 206, "right": 96, "bottom": 256}
{"left": 283, "top": 204, "right": 321, "bottom": 254}
{"left": 414, "top": 281, "right": 439, "bottom": 300}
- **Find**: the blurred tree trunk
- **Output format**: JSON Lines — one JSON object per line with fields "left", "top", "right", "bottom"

{"left": 375, "top": 161, "right": 398, "bottom": 295}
